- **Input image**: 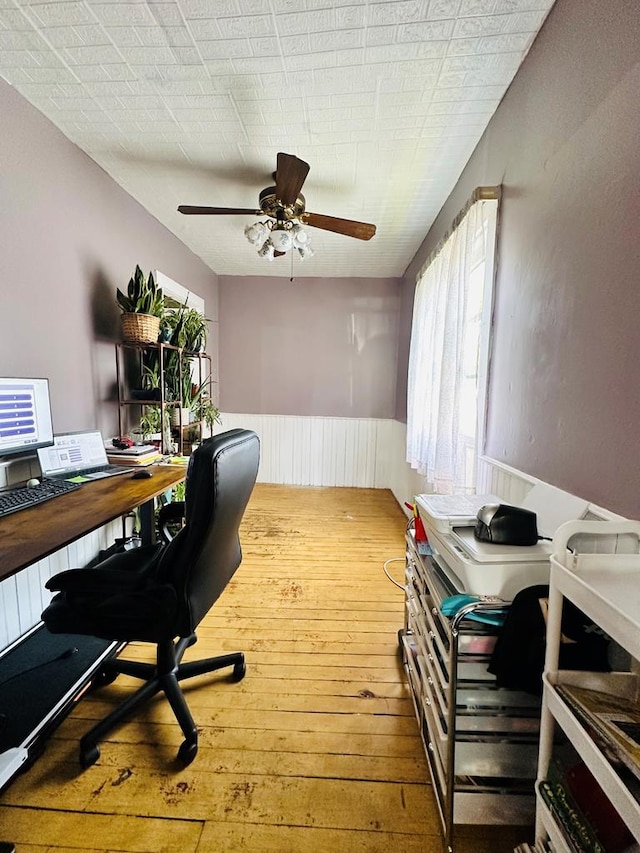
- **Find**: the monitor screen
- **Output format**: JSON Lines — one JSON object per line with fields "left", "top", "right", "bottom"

{"left": 0, "top": 378, "right": 54, "bottom": 460}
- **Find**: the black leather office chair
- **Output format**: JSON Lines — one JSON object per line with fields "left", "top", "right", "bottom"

{"left": 41, "top": 428, "right": 260, "bottom": 768}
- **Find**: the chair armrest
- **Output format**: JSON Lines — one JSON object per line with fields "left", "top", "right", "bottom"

{"left": 46, "top": 567, "right": 142, "bottom": 593}
{"left": 46, "top": 544, "right": 162, "bottom": 593}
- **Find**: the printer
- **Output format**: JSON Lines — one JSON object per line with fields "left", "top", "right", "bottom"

{"left": 416, "top": 485, "right": 589, "bottom": 601}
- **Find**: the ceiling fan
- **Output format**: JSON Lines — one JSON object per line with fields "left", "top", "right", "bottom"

{"left": 177, "top": 152, "right": 376, "bottom": 259}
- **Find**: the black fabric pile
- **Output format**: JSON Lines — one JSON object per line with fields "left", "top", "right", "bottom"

{"left": 488, "top": 584, "right": 610, "bottom": 695}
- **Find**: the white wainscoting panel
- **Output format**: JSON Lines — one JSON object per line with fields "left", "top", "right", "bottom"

{"left": 0, "top": 519, "right": 121, "bottom": 651}
{"left": 477, "top": 455, "right": 623, "bottom": 523}
{"left": 386, "top": 419, "right": 429, "bottom": 513}
{"left": 217, "top": 414, "right": 456, "bottom": 515}
{"left": 476, "top": 455, "right": 536, "bottom": 505}
{"left": 217, "top": 413, "right": 396, "bottom": 488}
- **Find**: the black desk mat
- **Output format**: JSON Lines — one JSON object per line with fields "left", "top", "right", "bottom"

{"left": 0, "top": 624, "right": 114, "bottom": 755}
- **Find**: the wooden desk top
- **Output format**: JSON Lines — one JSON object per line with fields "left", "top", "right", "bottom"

{"left": 0, "top": 464, "right": 186, "bottom": 582}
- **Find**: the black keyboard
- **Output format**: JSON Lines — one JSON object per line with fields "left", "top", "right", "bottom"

{"left": 0, "top": 478, "right": 81, "bottom": 519}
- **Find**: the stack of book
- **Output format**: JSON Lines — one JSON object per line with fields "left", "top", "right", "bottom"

{"left": 557, "top": 684, "right": 640, "bottom": 791}
{"left": 539, "top": 755, "right": 636, "bottom": 852}
{"left": 106, "top": 443, "right": 163, "bottom": 466}
{"left": 540, "top": 683, "right": 640, "bottom": 853}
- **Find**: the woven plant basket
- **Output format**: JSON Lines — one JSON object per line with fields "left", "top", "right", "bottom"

{"left": 121, "top": 312, "right": 160, "bottom": 344}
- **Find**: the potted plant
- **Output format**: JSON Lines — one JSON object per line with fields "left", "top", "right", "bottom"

{"left": 170, "top": 366, "right": 194, "bottom": 428}
{"left": 159, "top": 306, "right": 187, "bottom": 407}
{"left": 199, "top": 398, "right": 221, "bottom": 435}
{"left": 158, "top": 315, "right": 173, "bottom": 343}
{"left": 162, "top": 302, "right": 208, "bottom": 352}
{"left": 134, "top": 407, "right": 161, "bottom": 443}
{"left": 180, "top": 391, "right": 220, "bottom": 453}
{"left": 117, "top": 265, "right": 164, "bottom": 343}
{"left": 188, "top": 379, "right": 221, "bottom": 434}
{"left": 134, "top": 407, "right": 172, "bottom": 451}
{"left": 182, "top": 307, "right": 208, "bottom": 353}
{"left": 131, "top": 360, "right": 162, "bottom": 401}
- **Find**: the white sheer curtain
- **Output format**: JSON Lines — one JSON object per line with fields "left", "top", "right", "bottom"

{"left": 406, "top": 199, "right": 497, "bottom": 494}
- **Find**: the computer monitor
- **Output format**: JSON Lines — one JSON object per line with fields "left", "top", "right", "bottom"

{"left": 0, "top": 378, "right": 54, "bottom": 460}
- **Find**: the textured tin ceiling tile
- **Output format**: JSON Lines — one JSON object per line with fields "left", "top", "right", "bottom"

{"left": 1, "top": 0, "right": 557, "bottom": 277}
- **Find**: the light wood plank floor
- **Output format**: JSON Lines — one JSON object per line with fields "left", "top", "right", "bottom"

{"left": 0, "top": 485, "right": 531, "bottom": 852}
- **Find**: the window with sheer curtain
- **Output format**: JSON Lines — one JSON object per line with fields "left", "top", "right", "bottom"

{"left": 406, "top": 194, "right": 499, "bottom": 494}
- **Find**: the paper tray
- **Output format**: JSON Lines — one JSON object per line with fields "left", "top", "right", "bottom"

{"left": 416, "top": 493, "right": 499, "bottom": 533}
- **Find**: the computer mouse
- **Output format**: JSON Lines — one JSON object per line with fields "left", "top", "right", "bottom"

{"left": 474, "top": 503, "right": 539, "bottom": 546}
{"left": 131, "top": 469, "right": 152, "bottom": 479}
{"left": 26, "top": 478, "right": 41, "bottom": 488}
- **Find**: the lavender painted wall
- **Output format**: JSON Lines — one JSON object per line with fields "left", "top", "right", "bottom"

{"left": 398, "top": 0, "right": 640, "bottom": 519}
{"left": 218, "top": 275, "right": 400, "bottom": 418}
{"left": 0, "top": 79, "right": 218, "bottom": 439}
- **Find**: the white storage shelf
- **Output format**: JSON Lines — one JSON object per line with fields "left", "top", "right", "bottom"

{"left": 551, "top": 553, "right": 640, "bottom": 662}
{"left": 535, "top": 520, "right": 640, "bottom": 851}
{"left": 536, "top": 793, "right": 572, "bottom": 853}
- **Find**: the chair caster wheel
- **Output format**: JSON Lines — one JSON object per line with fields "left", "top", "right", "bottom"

{"left": 177, "top": 740, "right": 197, "bottom": 766}
{"left": 80, "top": 744, "right": 100, "bottom": 769}
{"left": 231, "top": 659, "right": 246, "bottom": 682}
{"left": 90, "top": 668, "right": 118, "bottom": 691}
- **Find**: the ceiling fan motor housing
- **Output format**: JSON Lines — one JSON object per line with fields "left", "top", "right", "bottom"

{"left": 259, "top": 186, "right": 306, "bottom": 221}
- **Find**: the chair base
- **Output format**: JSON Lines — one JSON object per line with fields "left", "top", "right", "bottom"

{"left": 80, "top": 634, "right": 245, "bottom": 768}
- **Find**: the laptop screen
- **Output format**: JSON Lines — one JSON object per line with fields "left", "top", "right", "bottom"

{"left": 37, "top": 430, "right": 109, "bottom": 477}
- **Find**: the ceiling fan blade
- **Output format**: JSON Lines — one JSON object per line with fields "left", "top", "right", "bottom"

{"left": 303, "top": 212, "right": 376, "bottom": 241}
{"left": 275, "top": 153, "right": 310, "bottom": 205}
{"left": 178, "top": 205, "right": 257, "bottom": 215}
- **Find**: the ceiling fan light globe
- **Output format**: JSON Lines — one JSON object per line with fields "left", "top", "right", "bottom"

{"left": 298, "top": 244, "right": 314, "bottom": 260}
{"left": 291, "top": 224, "right": 309, "bottom": 247}
{"left": 270, "top": 228, "right": 294, "bottom": 253}
{"left": 244, "top": 222, "right": 268, "bottom": 245}
{"left": 258, "top": 239, "right": 275, "bottom": 260}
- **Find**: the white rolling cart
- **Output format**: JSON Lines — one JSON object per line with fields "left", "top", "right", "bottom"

{"left": 535, "top": 519, "right": 640, "bottom": 850}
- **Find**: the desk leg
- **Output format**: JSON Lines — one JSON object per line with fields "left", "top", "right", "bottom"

{"left": 138, "top": 498, "right": 156, "bottom": 547}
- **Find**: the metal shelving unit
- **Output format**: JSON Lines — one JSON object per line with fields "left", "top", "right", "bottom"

{"left": 115, "top": 342, "right": 213, "bottom": 455}
{"left": 402, "top": 528, "right": 541, "bottom": 852}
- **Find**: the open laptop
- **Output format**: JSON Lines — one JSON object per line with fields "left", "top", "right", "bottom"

{"left": 37, "top": 430, "right": 134, "bottom": 481}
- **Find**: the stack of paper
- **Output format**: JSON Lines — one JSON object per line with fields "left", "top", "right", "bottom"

{"left": 106, "top": 444, "right": 163, "bottom": 466}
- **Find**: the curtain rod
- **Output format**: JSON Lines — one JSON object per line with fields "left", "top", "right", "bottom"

{"left": 419, "top": 185, "right": 502, "bottom": 276}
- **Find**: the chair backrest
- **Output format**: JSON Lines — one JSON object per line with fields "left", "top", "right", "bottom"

{"left": 158, "top": 428, "right": 260, "bottom": 636}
